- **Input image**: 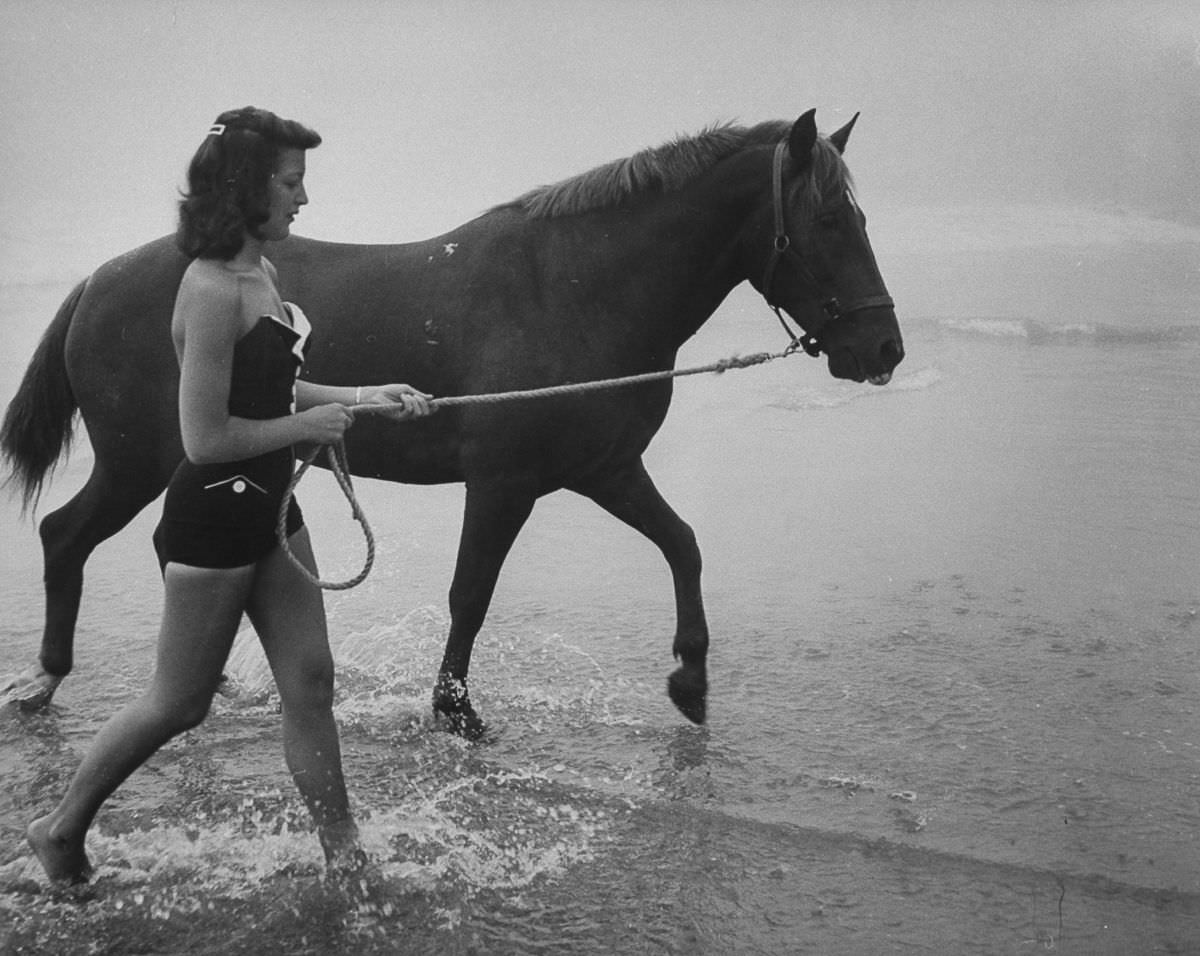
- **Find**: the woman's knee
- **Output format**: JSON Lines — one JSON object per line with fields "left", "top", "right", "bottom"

{"left": 144, "top": 686, "right": 214, "bottom": 734}
{"left": 277, "top": 652, "right": 336, "bottom": 712}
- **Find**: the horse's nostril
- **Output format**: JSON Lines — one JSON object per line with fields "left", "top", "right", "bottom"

{"left": 881, "top": 339, "right": 904, "bottom": 367}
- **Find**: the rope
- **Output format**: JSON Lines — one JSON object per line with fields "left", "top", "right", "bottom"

{"left": 278, "top": 440, "right": 375, "bottom": 590}
{"left": 361, "top": 349, "right": 790, "bottom": 411}
{"left": 279, "top": 346, "right": 800, "bottom": 588}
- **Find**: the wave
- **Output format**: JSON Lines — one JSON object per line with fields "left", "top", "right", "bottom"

{"left": 920, "top": 315, "right": 1200, "bottom": 346}
{"left": 872, "top": 204, "right": 1200, "bottom": 253}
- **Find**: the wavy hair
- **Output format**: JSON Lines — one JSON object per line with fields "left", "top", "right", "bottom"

{"left": 176, "top": 106, "right": 321, "bottom": 260}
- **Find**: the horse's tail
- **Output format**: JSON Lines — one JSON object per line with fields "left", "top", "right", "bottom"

{"left": 1, "top": 279, "right": 86, "bottom": 514}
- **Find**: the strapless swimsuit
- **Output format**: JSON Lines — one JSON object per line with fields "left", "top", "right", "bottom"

{"left": 153, "top": 303, "right": 312, "bottom": 570}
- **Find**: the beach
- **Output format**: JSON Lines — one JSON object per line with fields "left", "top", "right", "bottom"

{"left": 1, "top": 201, "right": 1198, "bottom": 953}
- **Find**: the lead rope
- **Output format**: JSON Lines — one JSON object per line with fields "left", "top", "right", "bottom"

{"left": 277, "top": 346, "right": 804, "bottom": 589}
{"left": 278, "top": 439, "right": 375, "bottom": 590}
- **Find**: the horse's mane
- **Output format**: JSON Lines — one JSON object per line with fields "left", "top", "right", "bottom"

{"left": 500, "top": 119, "right": 852, "bottom": 220}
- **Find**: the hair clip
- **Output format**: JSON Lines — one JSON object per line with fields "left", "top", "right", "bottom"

{"left": 207, "top": 123, "right": 226, "bottom": 137}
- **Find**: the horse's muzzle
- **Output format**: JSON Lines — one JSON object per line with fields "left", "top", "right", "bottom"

{"left": 827, "top": 333, "right": 904, "bottom": 384}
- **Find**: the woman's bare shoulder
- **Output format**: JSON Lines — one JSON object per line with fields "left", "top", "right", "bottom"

{"left": 178, "top": 258, "right": 241, "bottom": 300}
{"left": 173, "top": 260, "right": 247, "bottom": 341}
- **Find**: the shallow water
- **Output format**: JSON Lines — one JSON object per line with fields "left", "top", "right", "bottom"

{"left": 2, "top": 228, "right": 1199, "bottom": 953}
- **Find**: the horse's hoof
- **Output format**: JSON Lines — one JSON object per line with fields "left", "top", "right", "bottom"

{"left": 667, "top": 666, "right": 707, "bottom": 725}
{"left": 435, "top": 708, "right": 489, "bottom": 741}
{"left": 432, "top": 677, "right": 488, "bottom": 741}
{"left": 1, "top": 666, "right": 63, "bottom": 711}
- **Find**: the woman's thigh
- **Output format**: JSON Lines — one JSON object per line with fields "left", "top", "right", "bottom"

{"left": 246, "top": 530, "right": 334, "bottom": 699}
{"left": 154, "top": 562, "right": 256, "bottom": 711}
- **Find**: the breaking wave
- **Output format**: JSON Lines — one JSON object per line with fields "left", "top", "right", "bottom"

{"left": 923, "top": 315, "right": 1200, "bottom": 345}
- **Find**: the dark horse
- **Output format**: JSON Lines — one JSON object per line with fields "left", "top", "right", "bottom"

{"left": 2, "top": 111, "right": 902, "bottom": 735}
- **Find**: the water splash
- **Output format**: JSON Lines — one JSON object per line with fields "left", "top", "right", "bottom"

{"left": 1, "top": 764, "right": 614, "bottom": 950}
{"left": 768, "top": 364, "right": 942, "bottom": 412}
{"left": 222, "top": 604, "right": 449, "bottom": 702}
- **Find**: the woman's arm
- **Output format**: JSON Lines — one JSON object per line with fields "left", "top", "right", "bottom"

{"left": 176, "top": 272, "right": 350, "bottom": 463}
{"left": 295, "top": 381, "right": 357, "bottom": 409}
{"left": 296, "top": 381, "right": 433, "bottom": 419}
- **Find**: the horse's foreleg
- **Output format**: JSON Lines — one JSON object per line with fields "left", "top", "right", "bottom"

{"left": 433, "top": 477, "right": 538, "bottom": 738}
{"left": 13, "top": 465, "right": 164, "bottom": 708}
{"left": 575, "top": 459, "right": 709, "bottom": 724}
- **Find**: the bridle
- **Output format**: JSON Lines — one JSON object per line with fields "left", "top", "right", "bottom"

{"left": 760, "top": 140, "right": 894, "bottom": 358}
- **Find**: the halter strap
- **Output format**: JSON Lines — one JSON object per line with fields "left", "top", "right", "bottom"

{"left": 760, "top": 140, "right": 893, "bottom": 357}
{"left": 771, "top": 141, "right": 787, "bottom": 253}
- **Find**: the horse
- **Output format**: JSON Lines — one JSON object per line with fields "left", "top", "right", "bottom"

{"left": 1, "top": 110, "right": 903, "bottom": 736}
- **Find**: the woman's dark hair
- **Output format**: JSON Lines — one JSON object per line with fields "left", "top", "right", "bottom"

{"left": 176, "top": 106, "right": 321, "bottom": 260}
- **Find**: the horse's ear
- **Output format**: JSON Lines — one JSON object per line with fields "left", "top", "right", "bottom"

{"left": 788, "top": 110, "right": 818, "bottom": 172}
{"left": 828, "top": 112, "right": 860, "bottom": 154}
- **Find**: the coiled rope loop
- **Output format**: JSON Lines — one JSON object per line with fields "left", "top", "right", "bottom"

{"left": 278, "top": 346, "right": 800, "bottom": 588}
{"left": 278, "top": 440, "right": 375, "bottom": 590}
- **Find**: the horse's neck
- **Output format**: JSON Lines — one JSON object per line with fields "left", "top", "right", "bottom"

{"left": 531, "top": 150, "right": 769, "bottom": 350}
{"left": 627, "top": 151, "right": 771, "bottom": 343}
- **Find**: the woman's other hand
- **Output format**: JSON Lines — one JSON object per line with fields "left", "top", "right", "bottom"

{"left": 363, "top": 384, "right": 434, "bottom": 420}
{"left": 297, "top": 403, "right": 355, "bottom": 444}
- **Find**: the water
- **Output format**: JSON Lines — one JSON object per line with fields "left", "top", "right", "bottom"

{"left": 1, "top": 216, "right": 1199, "bottom": 953}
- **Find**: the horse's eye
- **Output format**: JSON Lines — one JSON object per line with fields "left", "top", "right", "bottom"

{"left": 816, "top": 214, "right": 839, "bottom": 230}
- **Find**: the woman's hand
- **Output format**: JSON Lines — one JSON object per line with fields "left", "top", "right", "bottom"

{"left": 361, "top": 384, "right": 435, "bottom": 420}
{"left": 297, "top": 403, "right": 355, "bottom": 444}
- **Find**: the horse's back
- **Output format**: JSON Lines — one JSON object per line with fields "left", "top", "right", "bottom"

{"left": 270, "top": 233, "right": 486, "bottom": 397}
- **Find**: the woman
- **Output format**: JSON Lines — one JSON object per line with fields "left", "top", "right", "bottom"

{"left": 27, "top": 106, "right": 431, "bottom": 883}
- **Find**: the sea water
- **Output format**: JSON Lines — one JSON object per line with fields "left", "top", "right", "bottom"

{"left": 1, "top": 215, "right": 1198, "bottom": 953}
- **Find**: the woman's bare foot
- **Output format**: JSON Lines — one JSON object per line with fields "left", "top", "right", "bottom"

{"left": 27, "top": 815, "right": 93, "bottom": 885}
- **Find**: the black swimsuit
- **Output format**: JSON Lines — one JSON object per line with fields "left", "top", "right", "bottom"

{"left": 153, "top": 304, "right": 312, "bottom": 570}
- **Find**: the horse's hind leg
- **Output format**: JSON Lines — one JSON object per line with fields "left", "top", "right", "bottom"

{"left": 574, "top": 459, "right": 709, "bottom": 724}
{"left": 13, "top": 462, "right": 165, "bottom": 707}
{"left": 433, "top": 477, "right": 537, "bottom": 739}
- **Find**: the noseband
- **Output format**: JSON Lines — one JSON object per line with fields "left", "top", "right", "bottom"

{"left": 760, "top": 140, "right": 894, "bottom": 357}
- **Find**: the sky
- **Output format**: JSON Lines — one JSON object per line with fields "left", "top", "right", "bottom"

{"left": 2, "top": 0, "right": 1199, "bottom": 283}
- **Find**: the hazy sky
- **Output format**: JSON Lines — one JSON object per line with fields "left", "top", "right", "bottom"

{"left": 2, "top": 0, "right": 1198, "bottom": 282}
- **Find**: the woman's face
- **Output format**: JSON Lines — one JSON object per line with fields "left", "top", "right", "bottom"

{"left": 262, "top": 148, "right": 308, "bottom": 241}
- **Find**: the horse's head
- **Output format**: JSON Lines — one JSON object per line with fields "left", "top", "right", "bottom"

{"left": 754, "top": 110, "right": 903, "bottom": 385}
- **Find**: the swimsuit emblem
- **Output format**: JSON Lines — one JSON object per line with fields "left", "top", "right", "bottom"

{"left": 204, "top": 475, "right": 268, "bottom": 496}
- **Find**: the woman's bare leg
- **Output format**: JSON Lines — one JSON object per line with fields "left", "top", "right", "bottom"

{"left": 27, "top": 563, "right": 254, "bottom": 883}
{"left": 246, "top": 529, "right": 361, "bottom": 868}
